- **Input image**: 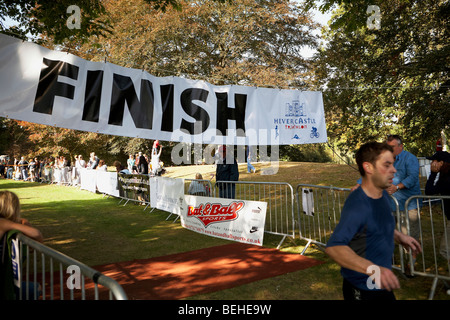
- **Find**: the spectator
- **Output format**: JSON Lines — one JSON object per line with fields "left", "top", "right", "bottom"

{"left": 0, "top": 190, "right": 43, "bottom": 300}
{"left": 96, "top": 160, "right": 108, "bottom": 171}
{"left": 216, "top": 145, "right": 239, "bottom": 199}
{"left": 34, "top": 157, "right": 41, "bottom": 181}
{"left": 0, "top": 191, "right": 43, "bottom": 242}
{"left": 127, "top": 154, "right": 135, "bottom": 173}
{"left": 188, "top": 173, "right": 208, "bottom": 196}
{"left": 137, "top": 152, "right": 148, "bottom": 175}
{"left": 425, "top": 150, "right": 450, "bottom": 261}
{"left": 0, "top": 159, "right": 5, "bottom": 178}
{"left": 72, "top": 155, "right": 86, "bottom": 186}
{"left": 44, "top": 157, "right": 53, "bottom": 182}
{"left": 247, "top": 146, "right": 256, "bottom": 173}
{"left": 18, "top": 157, "right": 29, "bottom": 181}
{"left": 28, "top": 158, "right": 36, "bottom": 182}
{"left": 6, "top": 158, "right": 14, "bottom": 179}
{"left": 151, "top": 141, "right": 163, "bottom": 176}
{"left": 114, "top": 161, "right": 131, "bottom": 175}
{"left": 88, "top": 152, "right": 99, "bottom": 169}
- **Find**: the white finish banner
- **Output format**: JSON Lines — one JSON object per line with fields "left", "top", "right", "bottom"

{"left": 0, "top": 34, "right": 327, "bottom": 146}
{"left": 182, "top": 195, "right": 267, "bottom": 246}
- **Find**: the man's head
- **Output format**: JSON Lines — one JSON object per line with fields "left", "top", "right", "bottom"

{"left": 386, "top": 134, "right": 403, "bottom": 157}
{"left": 356, "top": 142, "right": 394, "bottom": 175}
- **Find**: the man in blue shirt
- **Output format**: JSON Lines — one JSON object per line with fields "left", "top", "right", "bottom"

{"left": 327, "top": 141, "right": 421, "bottom": 300}
{"left": 353, "top": 135, "right": 422, "bottom": 240}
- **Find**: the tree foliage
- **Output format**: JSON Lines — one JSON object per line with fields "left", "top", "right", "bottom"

{"left": 310, "top": 0, "right": 449, "bottom": 156}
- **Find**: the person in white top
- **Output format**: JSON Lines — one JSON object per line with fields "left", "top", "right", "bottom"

{"left": 151, "top": 140, "right": 163, "bottom": 176}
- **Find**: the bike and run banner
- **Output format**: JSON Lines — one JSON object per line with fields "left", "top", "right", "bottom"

{"left": 0, "top": 33, "right": 327, "bottom": 146}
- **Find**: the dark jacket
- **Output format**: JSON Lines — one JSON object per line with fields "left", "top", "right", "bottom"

{"left": 425, "top": 170, "right": 450, "bottom": 220}
{"left": 216, "top": 158, "right": 239, "bottom": 182}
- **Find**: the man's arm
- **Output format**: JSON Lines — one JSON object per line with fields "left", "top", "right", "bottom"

{"left": 394, "top": 230, "right": 422, "bottom": 256}
{"left": 325, "top": 245, "right": 372, "bottom": 274}
{"left": 325, "top": 245, "right": 400, "bottom": 291}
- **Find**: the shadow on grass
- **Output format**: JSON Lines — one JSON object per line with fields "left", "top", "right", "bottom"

{"left": 0, "top": 180, "right": 49, "bottom": 190}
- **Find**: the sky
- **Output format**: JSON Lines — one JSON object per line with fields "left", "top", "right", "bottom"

{"left": 301, "top": 8, "right": 332, "bottom": 58}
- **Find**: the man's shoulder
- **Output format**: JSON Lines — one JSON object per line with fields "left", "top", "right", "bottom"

{"left": 344, "top": 187, "right": 370, "bottom": 210}
{"left": 400, "top": 149, "right": 418, "bottom": 160}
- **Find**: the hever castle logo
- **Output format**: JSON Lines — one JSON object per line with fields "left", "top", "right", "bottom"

{"left": 187, "top": 201, "right": 245, "bottom": 227}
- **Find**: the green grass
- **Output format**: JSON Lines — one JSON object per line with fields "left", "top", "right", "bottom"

{"left": 1, "top": 162, "right": 449, "bottom": 300}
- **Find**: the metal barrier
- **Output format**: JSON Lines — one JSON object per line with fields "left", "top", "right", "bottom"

{"left": 295, "top": 184, "right": 351, "bottom": 254}
{"left": 117, "top": 173, "right": 151, "bottom": 208}
{"left": 404, "top": 195, "right": 450, "bottom": 300}
{"left": 215, "top": 181, "right": 295, "bottom": 248}
{"left": 14, "top": 233, "right": 127, "bottom": 300}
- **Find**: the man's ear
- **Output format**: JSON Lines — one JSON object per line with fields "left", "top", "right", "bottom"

{"left": 363, "top": 162, "right": 374, "bottom": 175}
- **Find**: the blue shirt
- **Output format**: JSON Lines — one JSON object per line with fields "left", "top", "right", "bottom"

{"left": 327, "top": 187, "right": 395, "bottom": 290}
{"left": 391, "top": 150, "right": 422, "bottom": 211}
{"left": 357, "top": 149, "right": 422, "bottom": 211}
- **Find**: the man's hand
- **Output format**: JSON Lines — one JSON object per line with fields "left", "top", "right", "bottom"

{"left": 394, "top": 230, "right": 422, "bottom": 256}
{"left": 379, "top": 267, "right": 400, "bottom": 291}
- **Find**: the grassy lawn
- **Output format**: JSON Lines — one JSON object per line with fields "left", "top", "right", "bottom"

{"left": 1, "top": 161, "right": 448, "bottom": 300}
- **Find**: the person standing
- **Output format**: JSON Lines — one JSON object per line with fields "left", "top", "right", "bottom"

{"left": 216, "top": 145, "right": 239, "bottom": 199}
{"left": 88, "top": 152, "right": 99, "bottom": 169}
{"left": 151, "top": 141, "right": 163, "bottom": 176}
{"left": 127, "top": 154, "right": 135, "bottom": 173}
{"left": 137, "top": 152, "right": 148, "bottom": 175}
{"left": 18, "top": 157, "right": 28, "bottom": 181}
{"left": 326, "top": 141, "right": 421, "bottom": 300}
{"left": 246, "top": 146, "right": 256, "bottom": 173}
{"left": 425, "top": 150, "right": 450, "bottom": 261}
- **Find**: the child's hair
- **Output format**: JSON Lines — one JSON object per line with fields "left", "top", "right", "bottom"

{"left": 0, "top": 191, "right": 21, "bottom": 223}
{"left": 195, "top": 173, "right": 203, "bottom": 180}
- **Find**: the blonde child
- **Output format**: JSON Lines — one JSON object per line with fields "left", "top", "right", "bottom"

{"left": 0, "top": 191, "right": 43, "bottom": 243}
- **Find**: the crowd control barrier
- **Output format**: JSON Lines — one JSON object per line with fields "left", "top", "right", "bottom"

{"left": 12, "top": 233, "right": 127, "bottom": 300}
{"left": 296, "top": 184, "right": 351, "bottom": 254}
{"left": 215, "top": 181, "right": 295, "bottom": 248}
{"left": 116, "top": 173, "right": 151, "bottom": 207}
{"left": 404, "top": 195, "right": 450, "bottom": 300}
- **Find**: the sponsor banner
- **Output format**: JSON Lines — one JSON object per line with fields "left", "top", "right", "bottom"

{"left": 149, "top": 176, "right": 186, "bottom": 215}
{"left": 11, "top": 238, "right": 21, "bottom": 288}
{"left": 80, "top": 169, "right": 97, "bottom": 193}
{"left": 0, "top": 33, "right": 327, "bottom": 146}
{"left": 182, "top": 195, "right": 267, "bottom": 246}
{"left": 96, "top": 171, "right": 120, "bottom": 197}
{"left": 117, "top": 173, "right": 150, "bottom": 203}
{"left": 79, "top": 168, "right": 120, "bottom": 196}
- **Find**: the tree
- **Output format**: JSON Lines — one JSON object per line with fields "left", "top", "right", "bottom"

{"left": 0, "top": 0, "right": 111, "bottom": 44}
{"left": 73, "top": 0, "right": 318, "bottom": 88}
{"left": 0, "top": 0, "right": 212, "bottom": 44}
{"left": 309, "top": 0, "right": 449, "bottom": 155}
